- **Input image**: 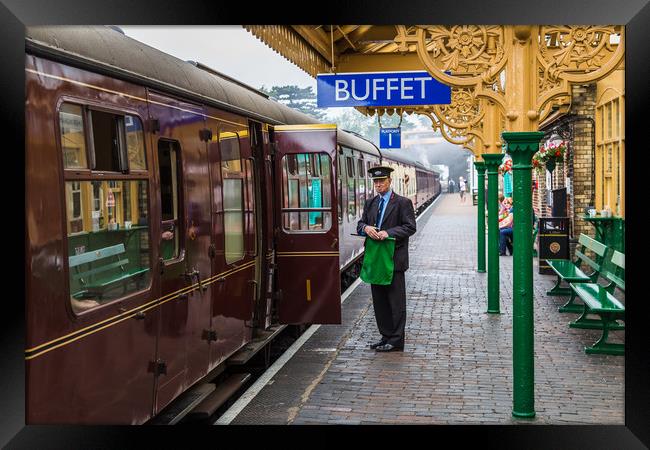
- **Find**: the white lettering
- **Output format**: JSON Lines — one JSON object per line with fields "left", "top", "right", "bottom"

{"left": 401, "top": 78, "right": 414, "bottom": 99}
{"left": 351, "top": 79, "right": 370, "bottom": 101}
{"left": 335, "top": 80, "right": 350, "bottom": 101}
{"left": 386, "top": 78, "right": 399, "bottom": 100}
{"left": 413, "top": 77, "right": 430, "bottom": 99}
{"left": 372, "top": 78, "right": 385, "bottom": 100}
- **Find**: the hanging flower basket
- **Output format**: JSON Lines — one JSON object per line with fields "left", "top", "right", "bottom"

{"left": 499, "top": 158, "right": 513, "bottom": 175}
{"left": 532, "top": 141, "right": 567, "bottom": 174}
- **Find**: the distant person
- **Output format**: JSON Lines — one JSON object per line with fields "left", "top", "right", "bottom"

{"left": 459, "top": 177, "right": 467, "bottom": 203}
{"left": 448, "top": 179, "right": 455, "bottom": 193}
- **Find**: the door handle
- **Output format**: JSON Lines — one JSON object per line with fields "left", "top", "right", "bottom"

{"left": 331, "top": 238, "right": 338, "bottom": 249}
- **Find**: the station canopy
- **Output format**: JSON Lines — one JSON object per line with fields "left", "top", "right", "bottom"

{"left": 244, "top": 25, "right": 433, "bottom": 117}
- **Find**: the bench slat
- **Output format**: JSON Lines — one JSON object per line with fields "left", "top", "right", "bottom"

{"left": 81, "top": 268, "right": 149, "bottom": 290}
{"left": 578, "top": 234, "right": 608, "bottom": 256}
{"left": 72, "top": 259, "right": 130, "bottom": 281}
{"left": 547, "top": 260, "right": 590, "bottom": 281}
{"left": 570, "top": 282, "right": 625, "bottom": 313}
{"left": 611, "top": 250, "right": 625, "bottom": 270}
{"left": 574, "top": 250, "right": 601, "bottom": 272}
{"left": 69, "top": 244, "right": 126, "bottom": 267}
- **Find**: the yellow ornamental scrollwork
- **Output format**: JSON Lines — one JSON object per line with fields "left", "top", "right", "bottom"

{"left": 433, "top": 87, "right": 484, "bottom": 129}
{"left": 411, "top": 25, "right": 511, "bottom": 87}
{"left": 538, "top": 26, "right": 624, "bottom": 81}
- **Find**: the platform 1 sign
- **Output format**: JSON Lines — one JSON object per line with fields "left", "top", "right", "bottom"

{"left": 317, "top": 71, "right": 451, "bottom": 107}
{"left": 379, "top": 128, "right": 401, "bottom": 149}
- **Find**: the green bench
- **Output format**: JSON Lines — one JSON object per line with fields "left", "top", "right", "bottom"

{"left": 569, "top": 250, "right": 625, "bottom": 355}
{"left": 69, "top": 243, "right": 149, "bottom": 300}
{"left": 546, "top": 234, "right": 608, "bottom": 313}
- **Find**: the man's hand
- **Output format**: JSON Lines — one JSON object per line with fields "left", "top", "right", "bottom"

{"left": 377, "top": 230, "right": 389, "bottom": 240}
{"left": 364, "top": 225, "right": 380, "bottom": 240}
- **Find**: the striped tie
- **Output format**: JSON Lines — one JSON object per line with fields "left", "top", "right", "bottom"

{"left": 376, "top": 196, "right": 385, "bottom": 229}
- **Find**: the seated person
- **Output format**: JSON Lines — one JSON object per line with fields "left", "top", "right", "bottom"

{"left": 499, "top": 197, "right": 514, "bottom": 256}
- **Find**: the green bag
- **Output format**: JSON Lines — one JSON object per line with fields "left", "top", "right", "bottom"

{"left": 360, "top": 237, "right": 396, "bottom": 285}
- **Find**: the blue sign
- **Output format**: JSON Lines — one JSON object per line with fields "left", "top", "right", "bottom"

{"left": 379, "top": 128, "right": 401, "bottom": 149}
{"left": 317, "top": 71, "right": 451, "bottom": 107}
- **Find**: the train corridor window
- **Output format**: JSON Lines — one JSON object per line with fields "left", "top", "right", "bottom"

{"left": 59, "top": 103, "right": 88, "bottom": 169}
{"left": 357, "top": 159, "right": 366, "bottom": 212}
{"left": 281, "top": 153, "right": 332, "bottom": 232}
{"left": 366, "top": 161, "right": 374, "bottom": 198}
{"left": 158, "top": 140, "right": 182, "bottom": 261}
{"left": 337, "top": 154, "right": 343, "bottom": 224}
{"left": 220, "top": 132, "right": 244, "bottom": 264}
{"left": 65, "top": 180, "right": 151, "bottom": 314}
{"left": 125, "top": 115, "right": 147, "bottom": 171}
{"left": 346, "top": 156, "right": 356, "bottom": 221}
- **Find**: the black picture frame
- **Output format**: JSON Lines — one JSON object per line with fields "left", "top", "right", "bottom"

{"left": 2, "top": 1, "right": 648, "bottom": 448}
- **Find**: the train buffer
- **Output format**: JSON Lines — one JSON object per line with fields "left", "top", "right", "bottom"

{"left": 222, "top": 194, "right": 624, "bottom": 425}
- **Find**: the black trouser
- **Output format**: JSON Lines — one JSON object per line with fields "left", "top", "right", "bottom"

{"left": 371, "top": 271, "right": 406, "bottom": 348}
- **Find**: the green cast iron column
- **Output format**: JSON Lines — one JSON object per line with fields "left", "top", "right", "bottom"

{"left": 474, "top": 161, "right": 487, "bottom": 273}
{"left": 481, "top": 154, "right": 504, "bottom": 314}
{"left": 502, "top": 131, "right": 544, "bottom": 419}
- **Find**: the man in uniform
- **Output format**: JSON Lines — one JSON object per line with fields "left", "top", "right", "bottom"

{"left": 357, "top": 166, "right": 416, "bottom": 352}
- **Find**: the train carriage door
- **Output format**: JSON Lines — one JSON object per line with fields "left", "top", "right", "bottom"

{"left": 273, "top": 124, "right": 341, "bottom": 324}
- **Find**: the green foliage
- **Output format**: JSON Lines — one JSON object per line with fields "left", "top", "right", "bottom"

{"left": 259, "top": 84, "right": 326, "bottom": 120}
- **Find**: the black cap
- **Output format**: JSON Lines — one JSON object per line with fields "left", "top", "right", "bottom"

{"left": 368, "top": 166, "right": 394, "bottom": 180}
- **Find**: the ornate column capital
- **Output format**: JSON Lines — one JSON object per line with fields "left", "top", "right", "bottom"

{"left": 474, "top": 161, "right": 486, "bottom": 174}
{"left": 502, "top": 131, "right": 544, "bottom": 167}
{"left": 481, "top": 153, "right": 504, "bottom": 172}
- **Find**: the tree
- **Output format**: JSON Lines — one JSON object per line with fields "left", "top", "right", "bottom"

{"left": 324, "top": 109, "right": 421, "bottom": 146}
{"left": 259, "top": 85, "right": 326, "bottom": 121}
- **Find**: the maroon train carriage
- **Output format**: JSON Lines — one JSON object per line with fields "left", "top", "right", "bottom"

{"left": 380, "top": 148, "right": 440, "bottom": 214}
{"left": 25, "top": 25, "right": 439, "bottom": 424}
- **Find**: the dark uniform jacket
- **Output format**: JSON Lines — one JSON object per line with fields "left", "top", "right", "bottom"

{"left": 357, "top": 191, "right": 417, "bottom": 272}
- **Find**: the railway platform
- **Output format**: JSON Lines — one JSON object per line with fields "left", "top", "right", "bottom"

{"left": 218, "top": 193, "right": 624, "bottom": 425}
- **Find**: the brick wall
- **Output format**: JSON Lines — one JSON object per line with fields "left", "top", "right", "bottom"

{"left": 569, "top": 83, "right": 596, "bottom": 240}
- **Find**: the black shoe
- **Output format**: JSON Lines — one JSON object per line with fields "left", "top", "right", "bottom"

{"left": 375, "top": 343, "right": 404, "bottom": 352}
{"left": 499, "top": 252, "right": 506, "bottom": 256}
{"left": 369, "top": 340, "right": 387, "bottom": 349}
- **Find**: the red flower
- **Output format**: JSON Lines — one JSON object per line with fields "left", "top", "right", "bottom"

{"left": 555, "top": 151, "right": 560, "bottom": 156}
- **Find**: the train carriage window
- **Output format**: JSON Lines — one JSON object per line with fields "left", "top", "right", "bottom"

{"left": 223, "top": 179, "right": 244, "bottom": 262}
{"left": 220, "top": 132, "right": 245, "bottom": 263}
{"left": 158, "top": 140, "right": 182, "bottom": 261}
{"left": 89, "top": 109, "right": 128, "bottom": 172}
{"left": 281, "top": 152, "right": 332, "bottom": 233}
{"left": 59, "top": 103, "right": 88, "bottom": 169}
{"left": 65, "top": 180, "right": 151, "bottom": 314}
{"left": 366, "top": 161, "right": 374, "bottom": 198}
{"left": 346, "top": 156, "right": 356, "bottom": 221}
{"left": 357, "top": 159, "right": 366, "bottom": 212}
{"left": 337, "top": 153, "right": 343, "bottom": 224}
{"left": 125, "top": 115, "right": 147, "bottom": 170}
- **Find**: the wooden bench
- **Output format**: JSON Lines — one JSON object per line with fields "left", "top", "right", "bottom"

{"left": 568, "top": 250, "right": 625, "bottom": 355}
{"left": 69, "top": 243, "right": 149, "bottom": 300}
{"left": 546, "top": 234, "right": 608, "bottom": 313}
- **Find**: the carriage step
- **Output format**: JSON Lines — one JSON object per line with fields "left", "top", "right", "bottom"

{"left": 186, "top": 373, "right": 252, "bottom": 419}
{"left": 226, "top": 324, "right": 286, "bottom": 365}
{"left": 149, "top": 382, "right": 215, "bottom": 425}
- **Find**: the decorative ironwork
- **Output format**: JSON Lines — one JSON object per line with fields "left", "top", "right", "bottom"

{"left": 537, "top": 26, "right": 624, "bottom": 81}
{"left": 433, "top": 87, "right": 483, "bottom": 129}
